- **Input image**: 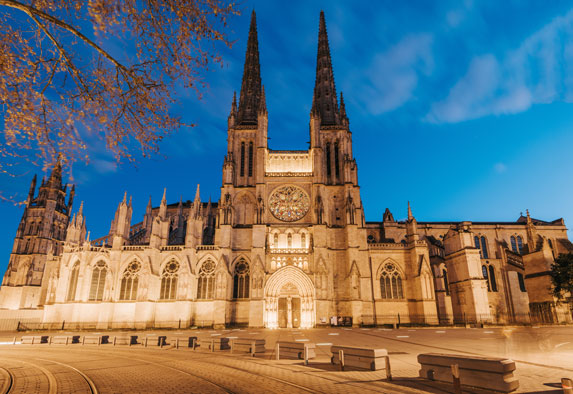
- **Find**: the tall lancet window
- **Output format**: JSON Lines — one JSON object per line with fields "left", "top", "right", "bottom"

{"left": 89, "top": 261, "right": 107, "bottom": 301}
{"left": 197, "top": 260, "right": 215, "bottom": 300}
{"left": 301, "top": 233, "right": 306, "bottom": 248}
{"left": 160, "top": 260, "right": 179, "bottom": 300}
{"left": 240, "top": 142, "right": 245, "bottom": 177}
{"left": 233, "top": 259, "right": 250, "bottom": 299}
{"left": 273, "top": 233, "right": 279, "bottom": 247}
{"left": 334, "top": 141, "right": 340, "bottom": 179}
{"left": 248, "top": 142, "right": 254, "bottom": 177}
{"left": 287, "top": 233, "right": 292, "bottom": 248}
{"left": 325, "top": 142, "right": 331, "bottom": 178}
{"left": 120, "top": 261, "right": 141, "bottom": 301}
{"left": 67, "top": 262, "right": 80, "bottom": 301}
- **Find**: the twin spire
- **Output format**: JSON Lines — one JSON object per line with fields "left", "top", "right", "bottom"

{"left": 234, "top": 10, "right": 346, "bottom": 127}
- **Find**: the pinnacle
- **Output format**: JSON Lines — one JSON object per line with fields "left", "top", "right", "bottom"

{"left": 237, "top": 10, "right": 262, "bottom": 126}
{"left": 407, "top": 201, "right": 413, "bottom": 221}
{"left": 313, "top": 11, "right": 339, "bottom": 126}
{"left": 161, "top": 188, "right": 167, "bottom": 204}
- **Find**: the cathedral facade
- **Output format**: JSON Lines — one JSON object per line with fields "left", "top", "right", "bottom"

{"left": 1, "top": 12, "right": 571, "bottom": 329}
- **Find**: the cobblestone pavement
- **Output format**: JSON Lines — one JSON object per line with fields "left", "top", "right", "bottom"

{"left": 0, "top": 326, "right": 571, "bottom": 393}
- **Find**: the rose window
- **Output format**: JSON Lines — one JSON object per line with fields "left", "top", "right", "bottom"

{"left": 268, "top": 185, "right": 310, "bottom": 222}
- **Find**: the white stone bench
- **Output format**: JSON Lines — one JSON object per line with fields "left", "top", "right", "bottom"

{"left": 417, "top": 353, "right": 519, "bottom": 393}
{"left": 276, "top": 341, "right": 316, "bottom": 361}
{"left": 82, "top": 335, "right": 109, "bottom": 345}
{"left": 51, "top": 335, "right": 80, "bottom": 345}
{"left": 21, "top": 335, "right": 49, "bottom": 344}
{"left": 143, "top": 335, "right": 168, "bottom": 347}
{"left": 197, "top": 337, "right": 231, "bottom": 351}
{"left": 330, "top": 345, "right": 391, "bottom": 378}
{"left": 113, "top": 335, "right": 138, "bottom": 346}
{"left": 230, "top": 338, "right": 265, "bottom": 356}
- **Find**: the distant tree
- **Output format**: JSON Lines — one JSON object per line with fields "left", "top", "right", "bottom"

{"left": 0, "top": 0, "right": 237, "bottom": 190}
{"left": 550, "top": 253, "right": 573, "bottom": 300}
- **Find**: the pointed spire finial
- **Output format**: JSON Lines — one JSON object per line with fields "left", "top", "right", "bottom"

{"left": 231, "top": 91, "right": 237, "bottom": 115}
{"left": 78, "top": 201, "right": 84, "bottom": 216}
{"left": 258, "top": 85, "right": 267, "bottom": 114}
{"left": 407, "top": 201, "right": 413, "bottom": 221}
{"left": 161, "top": 188, "right": 167, "bottom": 204}
{"left": 237, "top": 10, "right": 262, "bottom": 126}
{"left": 194, "top": 184, "right": 201, "bottom": 202}
{"left": 123, "top": 191, "right": 127, "bottom": 204}
{"left": 147, "top": 195, "right": 152, "bottom": 209}
{"left": 312, "top": 10, "right": 339, "bottom": 126}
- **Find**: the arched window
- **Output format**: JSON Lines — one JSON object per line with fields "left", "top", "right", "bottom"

{"left": 240, "top": 142, "right": 245, "bottom": 177}
{"left": 480, "top": 236, "right": 489, "bottom": 259}
{"left": 510, "top": 236, "right": 518, "bottom": 253}
{"left": 488, "top": 265, "right": 497, "bottom": 292}
{"left": 325, "top": 142, "right": 331, "bottom": 178}
{"left": 233, "top": 259, "right": 250, "bottom": 299}
{"left": 248, "top": 142, "right": 253, "bottom": 177}
{"left": 301, "top": 233, "right": 306, "bottom": 248}
{"left": 443, "top": 269, "right": 450, "bottom": 296}
{"left": 517, "top": 236, "right": 523, "bottom": 254}
{"left": 482, "top": 265, "right": 490, "bottom": 292}
{"left": 89, "top": 261, "right": 107, "bottom": 301}
{"left": 517, "top": 272, "right": 526, "bottom": 292}
{"left": 367, "top": 235, "right": 375, "bottom": 244}
{"left": 287, "top": 233, "right": 292, "bottom": 248}
{"left": 119, "top": 261, "right": 141, "bottom": 301}
{"left": 379, "top": 263, "right": 404, "bottom": 299}
{"left": 474, "top": 236, "right": 481, "bottom": 256}
{"left": 67, "top": 262, "right": 80, "bottom": 301}
{"left": 273, "top": 233, "right": 279, "bottom": 247}
{"left": 160, "top": 260, "right": 179, "bottom": 300}
{"left": 197, "top": 260, "right": 215, "bottom": 300}
{"left": 334, "top": 141, "right": 340, "bottom": 179}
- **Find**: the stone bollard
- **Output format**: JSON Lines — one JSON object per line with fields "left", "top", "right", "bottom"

{"left": 563, "top": 378, "right": 573, "bottom": 394}
{"left": 451, "top": 364, "right": 462, "bottom": 394}
{"left": 276, "top": 342, "right": 280, "bottom": 360}
{"left": 385, "top": 356, "right": 392, "bottom": 381}
{"left": 339, "top": 350, "right": 345, "bottom": 371}
{"left": 251, "top": 341, "right": 256, "bottom": 357}
{"left": 304, "top": 344, "right": 309, "bottom": 366}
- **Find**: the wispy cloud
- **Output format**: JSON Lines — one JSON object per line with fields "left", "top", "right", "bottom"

{"left": 427, "top": 8, "right": 573, "bottom": 123}
{"left": 355, "top": 34, "right": 434, "bottom": 115}
{"left": 494, "top": 162, "right": 507, "bottom": 173}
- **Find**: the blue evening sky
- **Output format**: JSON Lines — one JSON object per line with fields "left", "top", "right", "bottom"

{"left": 2, "top": 0, "right": 573, "bottom": 274}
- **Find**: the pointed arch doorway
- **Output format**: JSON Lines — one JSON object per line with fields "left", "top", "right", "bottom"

{"left": 264, "top": 266, "right": 315, "bottom": 329}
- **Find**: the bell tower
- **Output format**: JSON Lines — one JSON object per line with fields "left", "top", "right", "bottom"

{"left": 0, "top": 160, "right": 74, "bottom": 309}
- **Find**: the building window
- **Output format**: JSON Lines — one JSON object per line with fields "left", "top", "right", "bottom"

{"left": 287, "top": 233, "right": 292, "bottom": 248}
{"left": 160, "top": 260, "right": 179, "bottom": 300}
{"left": 443, "top": 269, "right": 450, "bottom": 296}
{"left": 273, "top": 233, "right": 279, "bottom": 247}
{"left": 67, "top": 262, "right": 80, "bottom": 301}
{"left": 482, "top": 265, "right": 490, "bottom": 292}
{"left": 240, "top": 142, "right": 245, "bottom": 177}
{"left": 325, "top": 142, "right": 331, "bottom": 178}
{"left": 517, "top": 272, "right": 526, "bottom": 292}
{"left": 301, "top": 233, "right": 306, "bottom": 248}
{"left": 510, "top": 236, "right": 518, "bottom": 253}
{"left": 475, "top": 235, "right": 488, "bottom": 258}
{"left": 480, "top": 236, "right": 489, "bottom": 258}
{"left": 89, "top": 261, "right": 107, "bottom": 301}
{"left": 197, "top": 259, "right": 216, "bottom": 300}
{"left": 120, "top": 261, "right": 141, "bottom": 301}
{"left": 334, "top": 141, "right": 340, "bottom": 179}
{"left": 233, "top": 259, "right": 250, "bottom": 299}
{"left": 517, "top": 236, "right": 523, "bottom": 254}
{"left": 488, "top": 265, "right": 497, "bottom": 292}
{"left": 379, "top": 263, "right": 404, "bottom": 299}
{"left": 248, "top": 142, "right": 253, "bottom": 177}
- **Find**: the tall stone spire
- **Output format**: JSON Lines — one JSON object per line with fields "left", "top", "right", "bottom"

{"left": 237, "top": 10, "right": 262, "bottom": 126}
{"left": 312, "top": 11, "right": 339, "bottom": 126}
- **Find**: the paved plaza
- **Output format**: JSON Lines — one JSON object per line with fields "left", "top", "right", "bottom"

{"left": 0, "top": 326, "right": 571, "bottom": 393}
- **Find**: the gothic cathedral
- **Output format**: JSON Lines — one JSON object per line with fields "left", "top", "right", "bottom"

{"left": 1, "top": 12, "right": 571, "bottom": 329}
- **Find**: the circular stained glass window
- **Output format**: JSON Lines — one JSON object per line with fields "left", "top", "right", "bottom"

{"left": 268, "top": 185, "right": 310, "bottom": 222}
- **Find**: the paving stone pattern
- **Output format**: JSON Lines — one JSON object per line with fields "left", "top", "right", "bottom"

{"left": 0, "top": 326, "right": 571, "bottom": 393}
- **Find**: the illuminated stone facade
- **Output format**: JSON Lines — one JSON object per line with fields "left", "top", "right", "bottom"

{"left": 1, "top": 12, "right": 571, "bottom": 328}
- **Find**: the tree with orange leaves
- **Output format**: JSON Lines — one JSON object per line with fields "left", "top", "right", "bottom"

{"left": 0, "top": 0, "right": 237, "bottom": 191}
